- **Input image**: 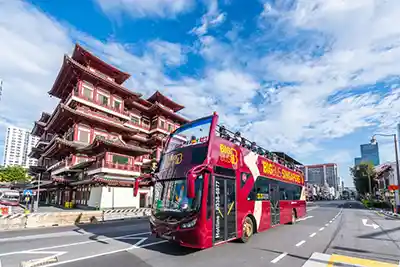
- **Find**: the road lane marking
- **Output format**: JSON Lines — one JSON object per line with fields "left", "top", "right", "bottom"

{"left": 325, "top": 223, "right": 329, "bottom": 226}
{"left": 295, "top": 240, "right": 306, "bottom": 247}
{"left": 319, "top": 227, "right": 325, "bottom": 231}
{"left": 297, "top": 216, "right": 314, "bottom": 222}
{"left": 45, "top": 240, "right": 169, "bottom": 266}
{"left": 309, "top": 233, "right": 316, "bottom": 238}
{"left": 329, "top": 220, "right": 333, "bottom": 223}
{"left": 0, "top": 231, "right": 151, "bottom": 257}
{"left": 271, "top": 253, "right": 287, "bottom": 263}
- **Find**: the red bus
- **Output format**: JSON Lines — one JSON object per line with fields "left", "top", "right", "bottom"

{"left": 135, "top": 112, "right": 306, "bottom": 249}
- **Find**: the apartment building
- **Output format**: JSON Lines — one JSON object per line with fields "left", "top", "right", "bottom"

{"left": 2, "top": 126, "right": 40, "bottom": 167}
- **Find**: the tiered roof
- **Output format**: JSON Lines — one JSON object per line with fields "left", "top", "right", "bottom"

{"left": 45, "top": 103, "right": 138, "bottom": 135}
{"left": 77, "top": 136, "right": 151, "bottom": 157}
{"left": 31, "top": 112, "right": 51, "bottom": 136}
{"left": 147, "top": 91, "right": 184, "bottom": 112}
{"left": 72, "top": 44, "right": 131, "bottom": 85}
{"left": 48, "top": 47, "right": 141, "bottom": 100}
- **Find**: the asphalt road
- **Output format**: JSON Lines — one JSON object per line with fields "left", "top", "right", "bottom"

{"left": 0, "top": 201, "right": 399, "bottom": 267}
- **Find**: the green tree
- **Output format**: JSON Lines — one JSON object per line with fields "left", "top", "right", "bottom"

{"left": 0, "top": 166, "right": 29, "bottom": 183}
{"left": 350, "top": 162, "right": 377, "bottom": 196}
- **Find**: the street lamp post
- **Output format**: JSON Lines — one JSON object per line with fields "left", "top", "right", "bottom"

{"left": 371, "top": 133, "right": 400, "bottom": 213}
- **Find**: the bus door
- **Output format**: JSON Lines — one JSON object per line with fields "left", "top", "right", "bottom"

{"left": 213, "top": 175, "right": 237, "bottom": 244}
{"left": 270, "top": 183, "right": 280, "bottom": 226}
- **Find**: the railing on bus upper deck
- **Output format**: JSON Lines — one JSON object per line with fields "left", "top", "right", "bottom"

{"left": 215, "top": 125, "right": 304, "bottom": 175}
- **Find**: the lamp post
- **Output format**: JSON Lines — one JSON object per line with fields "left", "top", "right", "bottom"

{"left": 371, "top": 133, "right": 400, "bottom": 213}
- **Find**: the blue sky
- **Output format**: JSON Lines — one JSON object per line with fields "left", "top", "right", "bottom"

{"left": 1, "top": 0, "right": 400, "bottom": 186}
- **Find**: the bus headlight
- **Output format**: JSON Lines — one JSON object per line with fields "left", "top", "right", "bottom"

{"left": 181, "top": 218, "right": 197, "bottom": 229}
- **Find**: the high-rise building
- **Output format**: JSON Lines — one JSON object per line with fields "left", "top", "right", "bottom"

{"left": 360, "top": 143, "right": 380, "bottom": 166}
{"left": 2, "top": 126, "right": 40, "bottom": 168}
{"left": 304, "top": 163, "right": 338, "bottom": 190}
{"left": 354, "top": 157, "right": 362, "bottom": 165}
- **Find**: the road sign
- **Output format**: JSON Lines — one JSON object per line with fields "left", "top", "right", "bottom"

{"left": 23, "top": 189, "right": 33, "bottom": 196}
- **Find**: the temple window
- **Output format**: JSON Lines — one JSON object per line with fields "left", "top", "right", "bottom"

{"left": 78, "top": 129, "right": 90, "bottom": 143}
{"left": 112, "top": 154, "right": 129, "bottom": 165}
{"left": 98, "top": 93, "right": 109, "bottom": 106}
{"left": 82, "top": 86, "right": 93, "bottom": 100}
{"left": 114, "top": 99, "right": 121, "bottom": 110}
{"left": 168, "top": 124, "right": 173, "bottom": 132}
{"left": 151, "top": 119, "right": 158, "bottom": 129}
{"left": 142, "top": 119, "right": 150, "bottom": 128}
{"left": 130, "top": 116, "right": 140, "bottom": 125}
{"left": 160, "top": 120, "right": 165, "bottom": 129}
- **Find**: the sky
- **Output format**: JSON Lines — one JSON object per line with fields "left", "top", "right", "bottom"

{"left": 0, "top": 0, "right": 400, "bottom": 187}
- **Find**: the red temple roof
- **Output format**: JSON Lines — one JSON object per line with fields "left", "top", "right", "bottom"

{"left": 72, "top": 44, "right": 131, "bottom": 85}
{"left": 147, "top": 91, "right": 184, "bottom": 112}
{"left": 39, "top": 112, "right": 51, "bottom": 123}
{"left": 48, "top": 55, "right": 141, "bottom": 101}
{"left": 41, "top": 137, "right": 86, "bottom": 159}
{"left": 45, "top": 103, "right": 138, "bottom": 136}
{"left": 77, "top": 136, "right": 151, "bottom": 157}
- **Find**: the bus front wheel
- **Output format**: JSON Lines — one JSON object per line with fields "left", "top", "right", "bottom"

{"left": 240, "top": 216, "right": 254, "bottom": 243}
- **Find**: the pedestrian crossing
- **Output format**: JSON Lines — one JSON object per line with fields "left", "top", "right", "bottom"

{"left": 302, "top": 252, "right": 400, "bottom": 267}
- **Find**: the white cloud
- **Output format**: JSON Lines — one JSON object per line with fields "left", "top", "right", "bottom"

{"left": 94, "top": 0, "right": 195, "bottom": 18}
{"left": 191, "top": 0, "right": 226, "bottom": 36}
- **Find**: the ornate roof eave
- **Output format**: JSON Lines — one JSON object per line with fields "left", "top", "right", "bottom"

{"left": 41, "top": 137, "right": 86, "bottom": 158}
{"left": 149, "top": 103, "right": 189, "bottom": 123}
{"left": 39, "top": 112, "right": 51, "bottom": 123}
{"left": 67, "top": 56, "right": 141, "bottom": 98}
{"left": 147, "top": 91, "right": 185, "bottom": 112}
{"left": 77, "top": 136, "right": 151, "bottom": 156}
{"left": 31, "top": 121, "right": 47, "bottom": 136}
{"left": 72, "top": 43, "right": 131, "bottom": 85}
{"left": 45, "top": 103, "right": 139, "bottom": 135}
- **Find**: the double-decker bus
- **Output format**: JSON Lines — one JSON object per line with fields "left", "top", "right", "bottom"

{"left": 134, "top": 112, "right": 306, "bottom": 249}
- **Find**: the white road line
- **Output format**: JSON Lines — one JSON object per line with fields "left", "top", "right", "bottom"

{"left": 45, "top": 240, "right": 168, "bottom": 266}
{"left": 309, "top": 233, "right": 317, "bottom": 238}
{"left": 329, "top": 220, "right": 333, "bottom": 223}
{"left": 297, "top": 216, "right": 314, "bottom": 222}
{"left": 0, "top": 231, "right": 151, "bottom": 257}
{"left": 319, "top": 227, "right": 325, "bottom": 231}
{"left": 271, "top": 253, "right": 288, "bottom": 263}
{"left": 295, "top": 240, "right": 306, "bottom": 247}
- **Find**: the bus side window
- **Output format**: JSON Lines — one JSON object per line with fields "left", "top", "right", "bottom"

{"left": 248, "top": 176, "right": 269, "bottom": 201}
{"left": 207, "top": 178, "right": 212, "bottom": 219}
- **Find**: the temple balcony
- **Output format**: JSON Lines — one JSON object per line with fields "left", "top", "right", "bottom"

{"left": 65, "top": 85, "right": 130, "bottom": 121}
{"left": 86, "top": 158, "right": 141, "bottom": 176}
{"left": 47, "top": 156, "right": 74, "bottom": 176}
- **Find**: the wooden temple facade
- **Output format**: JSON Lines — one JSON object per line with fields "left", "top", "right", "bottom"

{"left": 28, "top": 44, "right": 188, "bottom": 209}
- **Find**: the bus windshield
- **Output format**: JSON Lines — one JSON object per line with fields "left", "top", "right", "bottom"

{"left": 153, "top": 177, "right": 203, "bottom": 213}
{"left": 163, "top": 116, "right": 212, "bottom": 154}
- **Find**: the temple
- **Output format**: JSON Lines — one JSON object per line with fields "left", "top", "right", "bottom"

{"left": 28, "top": 44, "right": 189, "bottom": 209}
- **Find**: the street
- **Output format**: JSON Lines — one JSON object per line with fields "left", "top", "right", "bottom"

{"left": 0, "top": 201, "right": 399, "bottom": 267}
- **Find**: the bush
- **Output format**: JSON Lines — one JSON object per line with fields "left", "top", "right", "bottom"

{"left": 362, "top": 199, "right": 391, "bottom": 210}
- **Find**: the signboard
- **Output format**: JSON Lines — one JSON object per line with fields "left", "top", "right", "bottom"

{"left": 388, "top": 185, "right": 399, "bottom": 191}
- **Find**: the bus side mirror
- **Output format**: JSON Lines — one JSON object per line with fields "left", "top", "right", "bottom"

{"left": 133, "top": 179, "right": 140, "bottom": 197}
{"left": 187, "top": 173, "right": 196, "bottom": 199}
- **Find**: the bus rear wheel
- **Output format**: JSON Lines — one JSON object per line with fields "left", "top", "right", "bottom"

{"left": 240, "top": 216, "right": 254, "bottom": 243}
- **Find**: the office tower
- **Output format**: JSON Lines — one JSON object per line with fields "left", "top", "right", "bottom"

{"left": 360, "top": 143, "right": 380, "bottom": 166}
